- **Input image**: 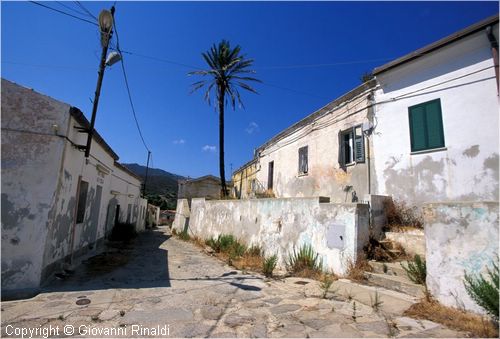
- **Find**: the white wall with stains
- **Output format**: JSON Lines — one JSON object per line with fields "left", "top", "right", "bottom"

{"left": 253, "top": 82, "right": 377, "bottom": 203}
{"left": 424, "top": 202, "right": 499, "bottom": 313}
{"left": 1, "top": 79, "right": 146, "bottom": 298}
{"left": 173, "top": 197, "right": 370, "bottom": 276}
{"left": 372, "top": 28, "right": 499, "bottom": 205}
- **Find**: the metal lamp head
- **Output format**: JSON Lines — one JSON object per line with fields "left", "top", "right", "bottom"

{"left": 99, "top": 10, "right": 114, "bottom": 47}
{"left": 106, "top": 51, "right": 122, "bottom": 66}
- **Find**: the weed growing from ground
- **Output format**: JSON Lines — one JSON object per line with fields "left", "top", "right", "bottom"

{"left": 320, "top": 274, "right": 334, "bottom": 299}
{"left": 464, "top": 261, "right": 499, "bottom": 321}
{"left": 401, "top": 255, "right": 426, "bottom": 285}
{"left": 262, "top": 255, "right": 278, "bottom": 278}
{"left": 370, "top": 291, "right": 383, "bottom": 312}
{"left": 286, "top": 244, "right": 323, "bottom": 277}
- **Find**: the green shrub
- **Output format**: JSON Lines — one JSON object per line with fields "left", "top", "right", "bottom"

{"left": 263, "top": 255, "right": 278, "bottom": 277}
{"left": 286, "top": 244, "right": 323, "bottom": 274}
{"left": 205, "top": 234, "right": 246, "bottom": 259}
{"left": 401, "top": 254, "right": 426, "bottom": 285}
{"left": 464, "top": 262, "right": 499, "bottom": 320}
{"left": 109, "top": 222, "right": 137, "bottom": 242}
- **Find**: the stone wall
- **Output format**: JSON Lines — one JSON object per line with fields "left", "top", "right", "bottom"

{"left": 424, "top": 201, "right": 499, "bottom": 314}
{"left": 173, "top": 197, "right": 370, "bottom": 275}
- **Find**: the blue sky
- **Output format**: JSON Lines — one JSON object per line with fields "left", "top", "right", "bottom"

{"left": 2, "top": 1, "right": 498, "bottom": 178}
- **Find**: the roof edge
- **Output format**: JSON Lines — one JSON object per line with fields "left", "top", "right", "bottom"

{"left": 373, "top": 14, "right": 499, "bottom": 75}
{"left": 255, "top": 79, "right": 377, "bottom": 154}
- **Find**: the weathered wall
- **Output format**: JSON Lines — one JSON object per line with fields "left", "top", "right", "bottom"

{"left": 385, "top": 230, "right": 425, "bottom": 257}
{"left": 172, "top": 199, "right": 190, "bottom": 233}
{"left": 1, "top": 79, "right": 70, "bottom": 296}
{"left": 232, "top": 161, "right": 260, "bottom": 198}
{"left": 178, "top": 177, "right": 222, "bottom": 201}
{"left": 372, "top": 29, "right": 499, "bottom": 205}
{"left": 173, "top": 197, "right": 370, "bottom": 275}
{"left": 424, "top": 201, "right": 499, "bottom": 313}
{"left": 1, "top": 79, "right": 144, "bottom": 298}
{"left": 254, "top": 88, "right": 375, "bottom": 203}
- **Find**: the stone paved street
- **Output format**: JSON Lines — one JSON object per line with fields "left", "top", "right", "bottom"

{"left": 1, "top": 227, "right": 466, "bottom": 338}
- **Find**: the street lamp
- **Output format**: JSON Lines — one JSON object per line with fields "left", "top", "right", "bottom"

{"left": 83, "top": 6, "right": 121, "bottom": 158}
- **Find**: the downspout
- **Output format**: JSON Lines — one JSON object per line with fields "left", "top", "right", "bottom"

{"left": 366, "top": 92, "right": 376, "bottom": 196}
{"left": 486, "top": 25, "right": 499, "bottom": 95}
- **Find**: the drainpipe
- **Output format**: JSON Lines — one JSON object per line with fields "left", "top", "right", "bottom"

{"left": 366, "top": 93, "right": 376, "bottom": 196}
{"left": 486, "top": 25, "right": 499, "bottom": 95}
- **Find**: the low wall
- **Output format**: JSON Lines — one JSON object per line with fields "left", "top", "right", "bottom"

{"left": 173, "top": 197, "right": 370, "bottom": 275}
{"left": 385, "top": 230, "right": 425, "bottom": 257}
{"left": 424, "top": 201, "right": 499, "bottom": 314}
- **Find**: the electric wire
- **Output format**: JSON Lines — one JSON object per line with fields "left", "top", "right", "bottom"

{"left": 75, "top": 1, "right": 97, "bottom": 20}
{"left": 28, "top": 1, "right": 98, "bottom": 26}
{"left": 113, "top": 15, "right": 151, "bottom": 154}
{"left": 55, "top": 1, "right": 89, "bottom": 17}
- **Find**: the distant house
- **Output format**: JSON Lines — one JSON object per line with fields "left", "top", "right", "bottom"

{"left": 232, "top": 80, "right": 377, "bottom": 203}
{"left": 371, "top": 14, "right": 499, "bottom": 204}
{"left": 178, "top": 175, "right": 230, "bottom": 202}
{"left": 232, "top": 15, "right": 499, "bottom": 206}
{"left": 159, "top": 210, "right": 176, "bottom": 225}
{"left": 1, "top": 79, "right": 148, "bottom": 299}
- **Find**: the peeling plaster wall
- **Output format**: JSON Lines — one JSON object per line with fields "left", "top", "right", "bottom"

{"left": 255, "top": 92, "right": 374, "bottom": 203}
{"left": 424, "top": 202, "right": 499, "bottom": 313}
{"left": 1, "top": 79, "right": 70, "bottom": 295}
{"left": 1, "top": 79, "right": 145, "bottom": 297}
{"left": 178, "top": 178, "right": 222, "bottom": 201}
{"left": 172, "top": 199, "right": 190, "bottom": 233}
{"left": 173, "top": 197, "right": 370, "bottom": 275}
{"left": 373, "top": 29, "right": 499, "bottom": 205}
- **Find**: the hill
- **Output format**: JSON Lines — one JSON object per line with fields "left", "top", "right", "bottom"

{"left": 122, "top": 163, "right": 186, "bottom": 209}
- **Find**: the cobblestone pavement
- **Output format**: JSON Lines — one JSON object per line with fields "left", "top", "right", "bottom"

{"left": 1, "top": 227, "right": 467, "bottom": 338}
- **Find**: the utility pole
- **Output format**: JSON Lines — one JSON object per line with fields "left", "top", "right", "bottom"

{"left": 84, "top": 7, "right": 115, "bottom": 158}
{"left": 143, "top": 150, "right": 151, "bottom": 197}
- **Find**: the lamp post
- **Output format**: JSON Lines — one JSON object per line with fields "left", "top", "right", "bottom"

{"left": 84, "top": 7, "right": 121, "bottom": 158}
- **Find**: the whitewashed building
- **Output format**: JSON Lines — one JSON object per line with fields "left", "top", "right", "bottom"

{"left": 1, "top": 79, "right": 148, "bottom": 299}
{"left": 234, "top": 80, "right": 378, "bottom": 203}
{"left": 371, "top": 15, "right": 499, "bottom": 204}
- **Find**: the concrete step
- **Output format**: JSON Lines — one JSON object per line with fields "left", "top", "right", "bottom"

{"left": 330, "top": 278, "right": 419, "bottom": 315}
{"left": 364, "top": 272, "right": 425, "bottom": 298}
{"left": 369, "top": 260, "right": 408, "bottom": 277}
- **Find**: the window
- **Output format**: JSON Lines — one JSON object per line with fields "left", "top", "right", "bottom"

{"left": 408, "top": 99, "right": 445, "bottom": 152}
{"left": 339, "top": 125, "right": 364, "bottom": 166}
{"left": 268, "top": 161, "right": 274, "bottom": 189}
{"left": 76, "top": 180, "right": 89, "bottom": 223}
{"left": 298, "top": 146, "right": 308, "bottom": 175}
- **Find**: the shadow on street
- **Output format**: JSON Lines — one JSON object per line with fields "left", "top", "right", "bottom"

{"left": 41, "top": 228, "right": 172, "bottom": 293}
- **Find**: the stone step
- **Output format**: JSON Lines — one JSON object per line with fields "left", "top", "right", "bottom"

{"left": 330, "top": 278, "right": 419, "bottom": 315}
{"left": 369, "top": 260, "right": 408, "bottom": 277}
{"left": 364, "top": 272, "right": 425, "bottom": 298}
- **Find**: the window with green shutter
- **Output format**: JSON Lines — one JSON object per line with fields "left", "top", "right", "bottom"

{"left": 339, "top": 125, "right": 365, "bottom": 167}
{"left": 408, "top": 99, "right": 445, "bottom": 152}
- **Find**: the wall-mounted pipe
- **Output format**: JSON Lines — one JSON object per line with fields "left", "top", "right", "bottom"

{"left": 486, "top": 25, "right": 499, "bottom": 94}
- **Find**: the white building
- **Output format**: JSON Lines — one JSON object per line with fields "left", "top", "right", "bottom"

{"left": 233, "top": 15, "right": 499, "bottom": 207}
{"left": 371, "top": 14, "right": 499, "bottom": 204}
{"left": 1, "top": 79, "right": 148, "bottom": 299}
{"left": 235, "top": 80, "right": 377, "bottom": 203}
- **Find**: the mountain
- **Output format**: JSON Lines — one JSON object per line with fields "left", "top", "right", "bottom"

{"left": 122, "top": 163, "right": 186, "bottom": 209}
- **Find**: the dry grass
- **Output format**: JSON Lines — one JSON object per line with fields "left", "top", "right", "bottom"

{"left": 232, "top": 253, "right": 263, "bottom": 272}
{"left": 345, "top": 256, "right": 372, "bottom": 281}
{"left": 404, "top": 299, "right": 499, "bottom": 338}
{"left": 384, "top": 199, "right": 423, "bottom": 231}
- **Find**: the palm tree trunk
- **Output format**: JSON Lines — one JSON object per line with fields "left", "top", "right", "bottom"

{"left": 218, "top": 86, "right": 227, "bottom": 198}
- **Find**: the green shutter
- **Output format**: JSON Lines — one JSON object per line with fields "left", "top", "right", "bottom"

{"left": 425, "top": 100, "right": 445, "bottom": 149}
{"left": 409, "top": 105, "right": 427, "bottom": 151}
{"left": 408, "top": 99, "right": 445, "bottom": 152}
{"left": 354, "top": 127, "right": 365, "bottom": 163}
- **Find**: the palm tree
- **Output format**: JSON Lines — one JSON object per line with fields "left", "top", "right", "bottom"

{"left": 189, "top": 40, "right": 260, "bottom": 197}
